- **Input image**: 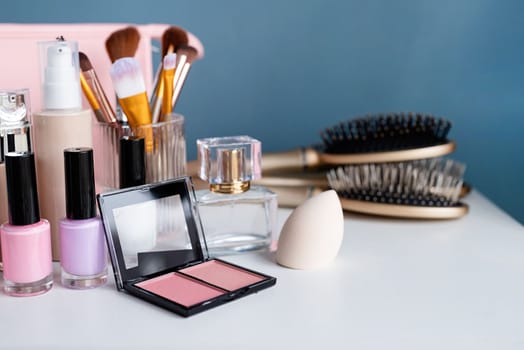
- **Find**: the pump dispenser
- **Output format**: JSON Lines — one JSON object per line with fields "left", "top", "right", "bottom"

{"left": 195, "top": 136, "right": 277, "bottom": 256}
{"left": 33, "top": 38, "right": 93, "bottom": 260}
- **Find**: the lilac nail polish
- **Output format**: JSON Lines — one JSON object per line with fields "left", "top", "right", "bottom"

{"left": 59, "top": 147, "right": 107, "bottom": 289}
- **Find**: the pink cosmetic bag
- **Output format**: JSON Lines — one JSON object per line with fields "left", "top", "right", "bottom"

{"left": 0, "top": 23, "right": 204, "bottom": 113}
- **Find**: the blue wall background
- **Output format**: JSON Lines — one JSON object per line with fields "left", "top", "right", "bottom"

{"left": 2, "top": 0, "right": 523, "bottom": 223}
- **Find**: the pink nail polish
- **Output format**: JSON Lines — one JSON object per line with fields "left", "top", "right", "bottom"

{"left": 0, "top": 152, "right": 53, "bottom": 296}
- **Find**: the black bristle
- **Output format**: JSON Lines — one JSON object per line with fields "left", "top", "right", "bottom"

{"left": 322, "top": 113, "right": 453, "bottom": 155}
{"left": 327, "top": 160, "right": 465, "bottom": 208}
{"left": 336, "top": 190, "right": 460, "bottom": 207}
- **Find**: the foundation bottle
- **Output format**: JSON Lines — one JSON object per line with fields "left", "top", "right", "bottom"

{"left": 195, "top": 136, "right": 278, "bottom": 256}
{"left": 33, "top": 38, "right": 93, "bottom": 260}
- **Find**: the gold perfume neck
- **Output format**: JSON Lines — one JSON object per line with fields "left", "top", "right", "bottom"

{"left": 210, "top": 181, "right": 250, "bottom": 194}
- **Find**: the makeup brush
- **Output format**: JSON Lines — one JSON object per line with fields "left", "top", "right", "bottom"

{"left": 162, "top": 26, "right": 189, "bottom": 58}
{"left": 168, "top": 45, "right": 198, "bottom": 116}
{"left": 263, "top": 113, "right": 456, "bottom": 172}
{"left": 151, "top": 26, "right": 189, "bottom": 123}
{"left": 79, "top": 52, "right": 118, "bottom": 125}
{"left": 110, "top": 57, "right": 153, "bottom": 151}
{"left": 105, "top": 26, "right": 141, "bottom": 63}
{"left": 79, "top": 72, "right": 104, "bottom": 123}
{"left": 161, "top": 53, "right": 177, "bottom": 117}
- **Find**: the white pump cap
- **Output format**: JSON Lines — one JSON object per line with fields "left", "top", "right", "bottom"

{"left": 38, "top": 39, "right": 82, "bottom": 110}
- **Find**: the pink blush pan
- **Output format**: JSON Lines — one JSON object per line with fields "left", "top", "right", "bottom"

{"left": 180, "top": 260, "right": 266, "bottom": 291}
{"left": 135, "top": 273, "right": 225, "bottom": 307}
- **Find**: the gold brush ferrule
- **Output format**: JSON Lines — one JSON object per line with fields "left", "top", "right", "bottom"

{"left": 150, "top": 69, "right": 165, "bottom": 123}
{"left": 83, "top": 70, "right": 118, "bottom": 125}
{"left": 119, "top": 93, "right": 153, "bottom": 152}
{"left": 162, "top": 68, "right": 175, "bottom": 116}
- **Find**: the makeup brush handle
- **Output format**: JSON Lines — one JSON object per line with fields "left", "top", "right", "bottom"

{"left": 265, "top": 186, "right": 323, "bottom": 207}
{"left": 262, "top": 148, "right": 321, "bottom": 172}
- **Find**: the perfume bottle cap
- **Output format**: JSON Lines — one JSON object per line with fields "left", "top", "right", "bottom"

{"left": 119, "top": 136, "right": 145, "bottom": 189}
{"left": 64, "top": 148, "right": 96, "bottom": 220}
{"left": 0, "top": 89, "right": 31, "bottom": 128}
{"left": 38, "top": 38, "right": 82, "bottom": 110}
{"left": 197, "top": 136, "right": 262, "bottom": 190}
{"left": 5, "top": 152, "right": 40, "bottom": 225}
{"left": 0, "top": 89, "right": 32, "bottom": 164}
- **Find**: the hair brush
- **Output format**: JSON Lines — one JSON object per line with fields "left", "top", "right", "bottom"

{"left": 262, "top": 112, "right": 456, "bottom": 172}
{"left": 264, "top": 158, "right": 468, "bottom": 219}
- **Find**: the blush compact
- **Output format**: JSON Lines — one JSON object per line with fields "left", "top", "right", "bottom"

{"left": 97, "top": 177, "right": 276, "bottom": 317}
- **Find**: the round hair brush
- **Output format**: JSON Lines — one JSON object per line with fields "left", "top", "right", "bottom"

{"left": 263, "top": 113, "right": 456, "bottom": 172}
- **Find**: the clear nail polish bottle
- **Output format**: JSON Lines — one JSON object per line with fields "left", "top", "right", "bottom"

{"left": 59, "top": 148, "right": 107, "bottom": 289}
{"left": 0, "top": 152, "right": 53, "bottom": 296}
{"left": 195, "top": 136, "right": 278, "bottom": 256}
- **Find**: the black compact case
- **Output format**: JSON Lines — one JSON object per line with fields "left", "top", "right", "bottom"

{"left": 97, "top": 177, "right": 276, "bottom": 317}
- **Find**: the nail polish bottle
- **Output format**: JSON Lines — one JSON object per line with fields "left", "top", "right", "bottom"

{"left": 0, "top": 152, "right": 53, "bottom": 296}
{"left": 33, "top": 38, "right": 93, "bottom": 260}
{"left": 0, "top": 89, "right": 33, "bottom": 270}
{"left": 59, "top": 148, "right": 107, "bottom": 289}
{"left": 195, "top": 136, "right": 278, "bottom": 256}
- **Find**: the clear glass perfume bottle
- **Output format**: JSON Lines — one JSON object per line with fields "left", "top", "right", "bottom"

{"left": 195, "top": 136, "right": 278, "bottom": 256}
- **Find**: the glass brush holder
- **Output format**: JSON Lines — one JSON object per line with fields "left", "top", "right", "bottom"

{"left": 93, "top": 113, "right": 186, "bottom": 191}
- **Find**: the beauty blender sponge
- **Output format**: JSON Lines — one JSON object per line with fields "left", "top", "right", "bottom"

{"left": 276, "top": 190, "right": 344, "bottom": 269}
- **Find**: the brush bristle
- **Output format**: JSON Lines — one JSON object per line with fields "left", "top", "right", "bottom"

{"left": 176, "top": 45, "right": 198, "bottom": 62}
{"left": 320, "top": 113, "right": 452, "bottom": 154}
{"left": 79, "top": 52, "right": 93, "bottom": 72}
{"left": 162, "top": 26, "right": 188, "bottom": 56}
{"left": 110, "top": 57, "right": 146, "bottom": 98}
{"left": 327, "top": 159, "right": 465, "bottom": 206}
{"left": 163, "top": 53, "right": 177, "bottom": 70}
{"left": 105, "top": 26, "right": 140, "bottom": 62}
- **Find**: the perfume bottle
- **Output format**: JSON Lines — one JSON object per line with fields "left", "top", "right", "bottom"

{"left": 59, "top": 148, "right": 107, "bottom": 289}
{"left": 0, "top": 152, "right": 53, "bottom": 296}
{"left": 195, "top": 136, "right": 278, "bottom": 256}
{"left": 0, "top": 89, "right": 33, "bottom": 271}
{"left": 33, "top": 38, "right": 93, "bottom": 260}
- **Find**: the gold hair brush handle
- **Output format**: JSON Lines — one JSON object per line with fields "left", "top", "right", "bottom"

{"left": 262, "top": 148, "right": 320, "bottom": 172}
{"left": 262, "top": 142, "right": 456, "bottom": 172}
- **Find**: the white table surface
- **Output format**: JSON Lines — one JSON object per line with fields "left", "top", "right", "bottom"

{"left": 0, "top": 190, "right": 523, "bottom": 350}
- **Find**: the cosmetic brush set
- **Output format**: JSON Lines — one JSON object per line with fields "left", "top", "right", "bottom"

{"left": 257, "top": 112, "right": 469, "bottom": 219}
{"left": 78, "top": 25, "right": 201, "bottom": 131}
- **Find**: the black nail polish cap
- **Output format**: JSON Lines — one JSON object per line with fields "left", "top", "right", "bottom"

{"left": 64, "top": 147, "right": 96, "bottom": 220}
{"left": 119, "top": 136, "right": 145, "bottom": 189}
{"left": 5, "top": 152, "right": 40, "bottom": 225}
